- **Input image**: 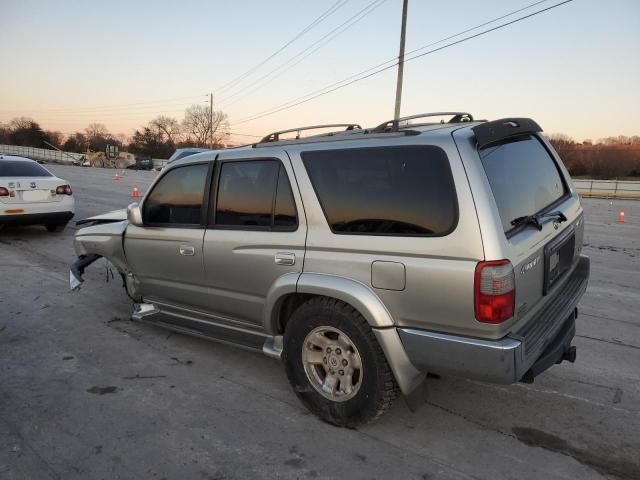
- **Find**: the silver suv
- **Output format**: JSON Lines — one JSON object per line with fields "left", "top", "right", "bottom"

{"left": 70, "top": 112, "right": 590, "bottom": 427}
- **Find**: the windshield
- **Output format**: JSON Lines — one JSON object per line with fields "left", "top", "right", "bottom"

{"left": 0, "top": 160, "right": 53, "bottom": 177}
{"left": 479, "top": 135, "right": 567, "bottom": 233}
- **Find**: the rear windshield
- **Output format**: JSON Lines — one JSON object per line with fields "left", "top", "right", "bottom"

{"left": 479, "top": 136, "right": 567, "bottom": 232}
{"left": 302, "top": 146, "right": 457, "bottom": 236}
{"left": 0, "top": 160, "right": 52, "bottom": 177}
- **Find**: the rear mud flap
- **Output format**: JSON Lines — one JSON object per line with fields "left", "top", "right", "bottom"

{"left": 69, "top": 253, "right": 102, "bottom": 291}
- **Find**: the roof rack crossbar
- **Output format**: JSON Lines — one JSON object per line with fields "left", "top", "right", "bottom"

{"left": 374, "top": 112, "right": 474, "bottom": 133}
{"left": 259, "top": 123, "right": 362, "bottom": 143}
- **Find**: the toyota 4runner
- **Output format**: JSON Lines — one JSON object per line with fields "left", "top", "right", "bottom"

{"left": 70, "top": 112, "right": 590, "bottom": 426}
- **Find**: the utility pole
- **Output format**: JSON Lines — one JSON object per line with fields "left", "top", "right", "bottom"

{"left": 393, "top": 0, "right": 409, "bottom": 122}
{"left": 209, "top": 93, "right": 213, "bottom": 149}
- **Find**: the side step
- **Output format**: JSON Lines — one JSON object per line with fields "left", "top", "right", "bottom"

{"left": 132, "top": 303, "right": 278, "bottom": 355}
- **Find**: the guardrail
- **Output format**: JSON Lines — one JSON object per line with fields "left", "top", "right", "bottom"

{"left": 0, "top": 144, "right": 84, "bottom": 165}
{"left": 574, "top": 179, "right": 640, "bottom": 199}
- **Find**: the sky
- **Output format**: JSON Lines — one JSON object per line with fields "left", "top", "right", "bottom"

{"left": 1, "top": 0, "right": 639, "bottom": 143}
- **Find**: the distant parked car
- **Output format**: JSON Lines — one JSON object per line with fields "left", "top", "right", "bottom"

{"left": 165, "top": 148, "right": 209, "bottom": 167}
{"left": 0, "top": 155, "right": 74, "bottom": 232}
{"left": 127, "top": 157, "right": 154, "bottom": 171}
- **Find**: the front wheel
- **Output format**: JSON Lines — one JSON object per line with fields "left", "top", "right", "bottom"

{"left": 283, "top": 297, "right": 398, "bottom": 427}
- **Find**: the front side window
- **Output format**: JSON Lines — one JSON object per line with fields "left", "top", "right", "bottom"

{"left": 215, "top": 160, "right": 298, "bottom": 230}
{"left": 143, "top": 163, "right": 208, "bottom": 225}
{"left": 302, "top": 146, "right": 458, "bottom": 236}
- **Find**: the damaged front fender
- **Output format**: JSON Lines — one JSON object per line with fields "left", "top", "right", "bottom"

{"left": 70, "top": 208, "right": 146, "bottom": 300}
{"left": 70, "top": 212, "right": 140, "bottom": 295}
{"left": 73, "top": 219, "right": 129, "bottom": 272}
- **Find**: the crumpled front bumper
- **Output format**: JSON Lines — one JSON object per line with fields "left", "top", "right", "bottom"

{"left": 69, "top": 253, "right": 102, "bottom": 290}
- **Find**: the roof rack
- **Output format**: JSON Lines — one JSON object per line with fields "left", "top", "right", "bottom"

{"left": 374, "top": 112, "right": 474, "bottom": 133}
{"left": 258, "top": 123, "right": 362, "bottom": 143}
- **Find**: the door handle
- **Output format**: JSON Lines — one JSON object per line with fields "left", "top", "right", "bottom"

{"left": 179, "top": 245, "right": 195, "bottom": 256}
{"left": 274, "top": 252, "right": 295, "bottom": 266}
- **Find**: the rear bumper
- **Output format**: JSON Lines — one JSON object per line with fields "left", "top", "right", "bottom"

{"left": 0, "top": 211, "right": 74, "bottom": 226}
{"left": 397, "top": 255, "right": 590, "bottom": 384}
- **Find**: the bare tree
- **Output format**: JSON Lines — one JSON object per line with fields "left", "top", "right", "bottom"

{"left": 85, "top": 123, "right": 108, "bottom": 139}
{"left": 9, "top": 117, "right": 35, "bottom": 131}
{"left": 548, "top": 133, "right": 576, "bottom": 162}
{"left": 115, "top": 133, "right": 129, "bottom": 147}
{"left": 182, "top": 105, "right": 229, "bottom": 147}
{"left": 84, "top": 123, "right": 111, "bottom": 151}
{"left": 45, "top": 130, "right": 64, "bottom": 147}
{"left": 150, "top": 115, "right": 181, "bottom": 145}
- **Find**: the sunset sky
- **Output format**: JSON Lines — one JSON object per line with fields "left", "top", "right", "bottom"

{"left": 1, "top": 0, "right": 639, "bottom": 143}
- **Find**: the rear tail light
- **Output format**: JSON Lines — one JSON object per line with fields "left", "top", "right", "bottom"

{"left": 0, "top": 187, "right": 9, "bottom": 197}
{"left": 56, "top": 185, "right": 72, "bottom": 195}
{"left": 474, "top": 260, "right": 515, "bottom": 324}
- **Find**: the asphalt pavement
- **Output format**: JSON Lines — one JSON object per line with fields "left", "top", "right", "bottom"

{"left": 1, "top": 165, "right": 638, "bottom": 479}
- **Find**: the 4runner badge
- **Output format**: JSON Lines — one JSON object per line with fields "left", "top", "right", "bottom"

{"left": 521, "top": 256, "right": 539, "bottom": 274}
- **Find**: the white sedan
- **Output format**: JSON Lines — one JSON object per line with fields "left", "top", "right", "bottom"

{"left": 0, "top": 155, "right": 75, "bottom": 232}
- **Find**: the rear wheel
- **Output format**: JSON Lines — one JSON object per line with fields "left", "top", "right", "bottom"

{"left": 45, "top": 223, "right": 67, "bottom": 232}
{"left": 115, "top": 158, "right": 128, "bottom": 169}
{"left": 90, "top": 157, "right": 105, "bottom": 168}
{"left": 283, "top": 297, "right": 398, "bottom": 427}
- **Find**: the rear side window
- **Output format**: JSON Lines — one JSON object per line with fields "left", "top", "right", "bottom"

{"left": 215, "top": 160, "right": 298, "bottom": 231}
{"left": 479, "top": 135, "right": 568, "bottom": 233}
{"left": 0, "top": 160, "right": 52, "bottom": 177}
{"left": 302, "top": 146, "right": 457, "bottom": 236}
{"left": 143, "top": 163, "right": 208, "bottom": 225}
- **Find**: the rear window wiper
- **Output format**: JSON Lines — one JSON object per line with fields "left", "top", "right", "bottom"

{"left": 510, "top": 211, "right": 567, "bottom": 231}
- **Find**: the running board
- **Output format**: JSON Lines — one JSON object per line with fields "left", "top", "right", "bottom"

{"left": 263, "top": 336, "right": 283, "bottom": 360}
{"left": 131, "top": 303, "right": 275, "bottom": 354}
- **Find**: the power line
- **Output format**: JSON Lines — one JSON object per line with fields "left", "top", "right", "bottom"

{"left": 216, "top": 0, "right": 387, "bottom": 107}
{"left": 20, "top": 103, "right": 209, "bottom": 118}
{"left": 0, "top": 95, "right": 209, "bottom": 115}
{"left": 213, "top": 0, "right": 351, "bottom": 96}
{"left": 232, "top": 0, "right": 555, "bottom": 124}
{"left": 234, "top": 0, "right": 573, "bottom": 125}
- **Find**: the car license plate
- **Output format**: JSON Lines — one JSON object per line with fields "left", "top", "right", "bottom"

{"left": 21, "top": 190, "right": 49, "bottom": 202}
{"left": 543, "top": 228, "right": 575, "bottom": 295}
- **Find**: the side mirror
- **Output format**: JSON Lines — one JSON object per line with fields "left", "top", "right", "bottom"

{"left": 127, "top": 202, "right": 143, "bottom": 227}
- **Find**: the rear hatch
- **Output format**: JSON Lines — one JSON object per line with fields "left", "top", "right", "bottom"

{"left": 475, "top": 130, "right": 584, "bottom": 339}
{"left": 0, "top": 160, "right": 66, "bottom": 205}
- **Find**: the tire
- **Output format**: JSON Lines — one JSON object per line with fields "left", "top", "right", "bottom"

{"left": 115, "top": 158, "right": 128, "bottom": 170}
{"left": 45, "top": 223, "right": 66, "bottom": 232}
{"left": 90, "top": 157, "right": 104, "bottom": 168}
{"left": 283, "top": 297, "right": 398, "bottom": 427}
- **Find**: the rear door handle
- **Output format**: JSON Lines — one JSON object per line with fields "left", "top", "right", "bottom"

{"left": 179, "top": 245, "right": 195, "bottom": 256}
{"left": 274, "top": 252, "right": 295, "bottom": 266}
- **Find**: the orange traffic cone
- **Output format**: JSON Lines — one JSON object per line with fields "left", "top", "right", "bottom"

{"left": 131, "top": 185, "right": 140, "bottom": 198}
{"left": 113, "top": 173, "right": 120, "bottom": 181}
{"left": 617, "top": 210, "right": 625, "bottom": 223}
